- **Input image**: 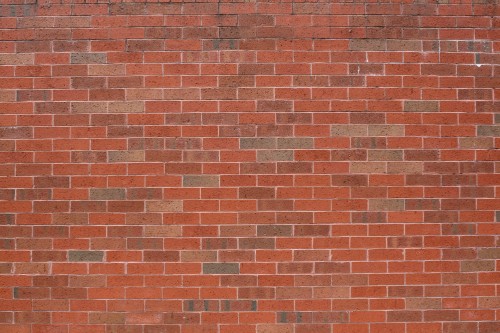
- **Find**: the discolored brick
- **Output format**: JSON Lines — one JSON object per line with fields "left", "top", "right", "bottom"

{"left": 203, "top": 263, "right": 239, "bottom": 275}
{"left": 68, "top": 251, "right": 104, "bottom": 262}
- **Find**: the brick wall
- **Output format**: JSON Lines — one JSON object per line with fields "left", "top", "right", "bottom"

{"left": 0, "top": 0, "right": 499, "bottom": 332}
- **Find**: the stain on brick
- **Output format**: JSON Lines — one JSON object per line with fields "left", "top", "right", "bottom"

{"left": 68, "top": 251, "right": 104, "bottom": 262}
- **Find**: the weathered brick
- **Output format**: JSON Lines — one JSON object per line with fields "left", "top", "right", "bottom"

{"left": 349, "top": 39, "right": 386, "bottom": 51}
{"left": 203, "top": 263, "right": 239, "bottom": 274}
{"left": 90, "top": 188, "right": 125, "bottom": 200}
{"left": 477, "top": 126, "right": 500, "bottom": 136}
{"left": 109, "top": 102, "right": 145, "bottom": 113}
{"left": 183, "top": 175, "right": 219, "bottom": 187}
{"left": 369, "top": 199, "right": 405, "bottom": 211}
{"left": 257, "top": 150, "right": 293, "bottom": 162}
{"left": 146, "top": 201, "right": 182, "bottom": 212}
{"left": 404, "top": 101, "right": 439, "bottom": 112}
{"left": 71, "top": 52, "right": 107, "bottom": 64}
{"left": 108, "top": 151, "right": 145, "bottom": 162}
{"left": 240, "top": 138, "right": 276, "bottom": 149}
{"left": 68, "top": 251, "right": 104, "bottom": 262}
{"left": 331, "top": 125, "right": 367, "bottom": 137}
{"left": 461, "top": 260, "right": 495, "bottom": 272}
{"left": 368, "top": 125, "right": 404, "bottom": 137}
{"left": 277, "top": 138, "right": 313, "bottom": 149}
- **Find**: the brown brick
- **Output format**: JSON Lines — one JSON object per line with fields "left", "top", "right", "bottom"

{"left": 368, "top": 125, "right": 404, "bottom": 137}
{"left": 368, "top": 150, "right": 403, "bottom": 161}
{"left": 239, "top": 238, "right": 275, "bottom": 249}
{"left": 257, "top": 100, "right": 293, "bottom": 112}
{"left": 331, "top": 125, "right": 367, "bottom": 137}
{"left": 71, "top": 52, "right": 107, "bottom": 64}
{"left": 0, "top": 54, "right": 34, "bottom": 65}
{"left": 0, "top": 127, "right": 33, "bottom": 139}
{"left": 477, "top": 126, "right": 500, "bottom": 136}
{"left": 239, "top": 187, "right": 275, "bottom": 199}
{"left": 108, "top": 151, "right": 144, "bottom": 162}
{"left": 387, "top": 39, "right": 422, "bottom": 51}
{"left": 459, "top": 137, "right": 493, "bottom": 149}
{"left": 257, "top": 225, "right": 292, "bottom": 237}
{"left": 240, "top": 138, "right": 276, "bottom": 149}
{"left": 277, "top": 138, "right": 313, "bottom": 149}
{"left": 404, "top": 101, "right": 439, "bottom": 112}
{"left": 109, "top": 101, "right": 144, "bottom": 113}
{"left": 90, "top": 188, "right": 125, "bottom": 200}
{"left": 461, "top": 260, "right": 495, "bottom": 272}
{"left": 68, "top": 251, "right": 104, "bottom": 262}
{"left": 144, "top": 251, "right": 179, "bottom": 262}
{"left": 478, "top": 248, "right": 500, "bottom": 259}
{"left": 144, "top": 226, "right": 182, "bottom": 237}
{"left": 351, "top": 162, "right": 386, "bottom": 173}
{"left": 183, "top": 175, "right": 219, "bottom": 188}
{"left": 369, "top": 199, "right": 405, "bottom": 211}
{"left": 71, "top": 102, "right": 107, "bottom": 113}
{"left": 349, "top": 39, "right": 386, "bottom": 51}
{"left": 203, "top": 263, "right": 239, "bottom": 274}
{"left": 386, "top": 310, "right": 422, "bottom": 322}
{"left": 180, "top": 250, "right": 217, "bottom": 263}
{"left": 257, "top": 150, "right": 293, "bottom": 162}
{"left": 387, "top": 162, "right": 423, "bottom": 174}
{"left": 146, "top": 201, "right": 182, "bottom": 212}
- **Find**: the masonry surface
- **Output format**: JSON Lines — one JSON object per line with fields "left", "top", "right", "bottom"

{"left": 0, "top": 0, "right": 499, "bottom": 332}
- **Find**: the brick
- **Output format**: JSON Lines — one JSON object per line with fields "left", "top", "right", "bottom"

{"left": 477, "top": 126, "right": 500, "bottom": 136}
{"left": 71, "top": 53, "right": 107, "bottom": 64}
{"left": 203, "top": 263, "right": 239, "bottom": 275}
{"left": 257, "top": 150, "right": 293, "bottom": 162}
{"left": 108, "top": 151, "right": 144, "bottom": 162}
{"left": 349, "top": 39, "right": 386, "bottom": 51}
{"left": 68, "top": 251, "right": 104, "bottom": 262}
{"left": 183, "top": 176, "right": 219, "bottom": 188}
{"left": 461, "top": 260, "right": 495, "bottom": 272}
{"left": 90, "top": 188, "right": 125, "bottom": 200}
{"left": 404, "top": 101, "right": 439, "bottom": 112}
{"left": 146, "top": 201, "right": 182, "bottom": 212}
{"left": 331, "top": 125, "right": 367, "bottom": 137}
{"left": 240, "top": 138, "right": 276, "bottom": 149}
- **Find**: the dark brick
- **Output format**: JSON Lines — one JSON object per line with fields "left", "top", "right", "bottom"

{"left": 68, "top": 251, "right": 104, "bottom": 262}
{"left": 203, "top": 263, "right": 239, "bottom": 275}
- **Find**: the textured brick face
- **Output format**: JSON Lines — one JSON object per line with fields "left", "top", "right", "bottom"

{"left": 0, "top": 0, "right": 499, "bottom": 332}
